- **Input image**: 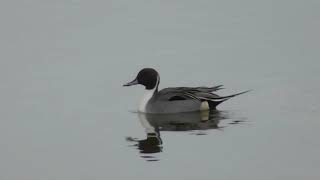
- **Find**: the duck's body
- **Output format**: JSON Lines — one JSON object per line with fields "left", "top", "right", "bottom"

{"left": 124, "top": 68, "right": 249, "bottom": 114}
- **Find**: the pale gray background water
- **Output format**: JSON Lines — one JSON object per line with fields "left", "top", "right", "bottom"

{"left": 1, "top": 0, "right": 319, "bottom": 179}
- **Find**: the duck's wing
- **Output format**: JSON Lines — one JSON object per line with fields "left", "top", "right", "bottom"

{"left": 156, "top": 85, "right": 249, "bottom": 102}
{"left": 188, "top": 85, "right": 224, "bottom": 92}
{"left": 155, "top": 85, "right": 221, "bottom": 101}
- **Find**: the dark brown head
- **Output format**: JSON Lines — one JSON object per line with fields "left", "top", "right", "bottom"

{"left": 123, "top": 68, "right": 160, "bottom": 90}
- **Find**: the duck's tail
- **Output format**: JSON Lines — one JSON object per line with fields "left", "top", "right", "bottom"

{"left": 207, "top": 90, "right": 251, "bottom": 109}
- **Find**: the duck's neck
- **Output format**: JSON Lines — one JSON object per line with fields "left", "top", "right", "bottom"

{"left": 138, "top": 76, "right": 159, "bottom": 113}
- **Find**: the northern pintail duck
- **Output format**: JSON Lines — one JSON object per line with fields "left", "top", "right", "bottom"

{"left": 124, "top": 68, "right": 249, "bottom": 114}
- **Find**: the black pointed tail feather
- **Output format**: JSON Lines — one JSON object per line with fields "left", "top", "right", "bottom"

{"left": 217, "top": 90, "right": 251, "bottom": 99}
{"left": 208, "top": 90, "right": 251, "bottom": 109}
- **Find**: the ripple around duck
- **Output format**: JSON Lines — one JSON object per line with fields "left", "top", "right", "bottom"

{"left": 126, "top": 110, "right": 247, "bottom": 161}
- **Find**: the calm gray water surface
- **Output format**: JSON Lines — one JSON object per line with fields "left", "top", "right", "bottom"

{"left": 1, "top": 1, "right": 320, "bottom": 179}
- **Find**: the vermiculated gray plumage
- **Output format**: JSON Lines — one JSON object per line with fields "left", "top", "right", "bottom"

{"left": 146, "top": 85, "right": 250, "bottom": 113}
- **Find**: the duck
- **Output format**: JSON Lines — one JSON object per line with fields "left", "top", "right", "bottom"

{"left": 123, "top": 68, "right": 249, "bottom": 114}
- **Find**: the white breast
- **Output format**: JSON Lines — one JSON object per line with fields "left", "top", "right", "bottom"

{"left": 138, "top": 89, "right": 155, "bottom": 112}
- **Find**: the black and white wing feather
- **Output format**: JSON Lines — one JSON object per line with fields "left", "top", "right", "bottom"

{"left": 156, "top": 85, "right": 249, "bottom": 103}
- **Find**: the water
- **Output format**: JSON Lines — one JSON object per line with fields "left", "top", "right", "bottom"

{"left": 1, "top": 0, "right": 319, "bottom": 179}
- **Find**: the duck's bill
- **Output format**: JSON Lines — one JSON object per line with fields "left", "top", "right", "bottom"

{"left": 123, "top": 79, "right": 139, "bottom": 86}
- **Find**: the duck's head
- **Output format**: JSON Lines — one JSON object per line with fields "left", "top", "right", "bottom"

{"left": 123, "top": 68, "right": 160, "bottom": 90}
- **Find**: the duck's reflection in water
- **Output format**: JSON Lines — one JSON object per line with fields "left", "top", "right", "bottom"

{"left": 127, "top": 110, "right": 232, "bottom": 161}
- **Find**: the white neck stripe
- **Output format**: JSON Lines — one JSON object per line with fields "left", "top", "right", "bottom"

{"left": 138, "top": 76, "right": 159, "bottom": 112}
